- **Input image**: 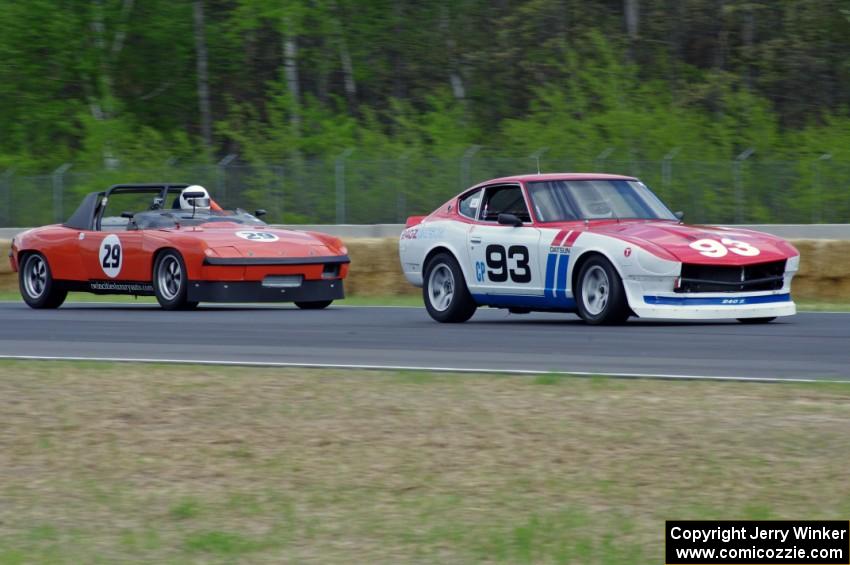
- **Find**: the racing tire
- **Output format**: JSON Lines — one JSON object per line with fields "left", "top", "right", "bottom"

{"left": 153, "top": 250, "right": 197, "bottom": 310}
{"left": 19, "top": 253, "right": 67, "bottom": 309}
{"left": 575, "top": 255, "right": 629, "bottom": 325}
{"left": 295, "top": 300, "right": 333, "bottom": 310}
{"left": 423, "top": 252, "right": 477, "bottom": 323}
{"left": 737, "top": 317, "right": 776, "bottom": 324}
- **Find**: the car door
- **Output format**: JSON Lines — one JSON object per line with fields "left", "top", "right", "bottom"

{"left": 79, "top": 195, "right": 148, "bottom": 284}
{"left": 466, "top": 184, "right": 543, "bottom": 297}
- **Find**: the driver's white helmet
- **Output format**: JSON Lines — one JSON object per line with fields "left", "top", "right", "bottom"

{"left": 179, "top": 185, "right": 211, "bottom": 211}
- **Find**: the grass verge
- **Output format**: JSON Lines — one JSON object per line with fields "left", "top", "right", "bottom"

{"left": 1, "top": 360, "right": 849, "bottom": 563}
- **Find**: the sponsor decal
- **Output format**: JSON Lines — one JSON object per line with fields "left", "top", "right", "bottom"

{"left": 235, "top": 231, "right": 279, "bottom": 242}
{"left": 643, "top": 293, "right": 790, "bottom": 306}
{"left": 624, "top": 247, "right": 632, "bottom": 257}
{"left": 89, "top": 281, "right": 154, "bottom": 293}
{"left": 99, "top": 234, "right": 122, "bottom": 278}
{"left": 416, "top": 226, "right": 445, "bottom": 240}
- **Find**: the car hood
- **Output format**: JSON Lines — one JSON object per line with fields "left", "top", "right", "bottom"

{"left": 163, "top": 223, "right": 346, "bottom": 258}
{"left": 580, "top": 220, "right": 798, "bottom": 265}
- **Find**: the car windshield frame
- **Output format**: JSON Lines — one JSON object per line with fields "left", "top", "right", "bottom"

{"left": 526, "top": 178, "right": 677, "bottom": 223}
{"left": 130, "top": 209, "right": 267, "bottom": 230}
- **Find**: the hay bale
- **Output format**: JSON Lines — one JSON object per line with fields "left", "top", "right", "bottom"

{"left": 343, "top": 237, "right": 416, "bottom": 297}
{"left": 0, "top": 239, "right": 10, "bottom": 275}
{"left": 791, "top": 239, "right": 850, "bottom": 279}
{"left": 0, "top": 239, "right": 17, "bottom": 291}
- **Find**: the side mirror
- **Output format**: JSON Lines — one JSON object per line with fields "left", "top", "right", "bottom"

{"left": 254, "top": 209, "right": 267, "bottom": 218}
{"left": 121, "top": 211, "right": 135, "bottom": 219}
{"left": 498, "top": 213, "right": 523, "bottom": 227}
{"left": 674, "top": 211, "right": 684, "bottom": 221}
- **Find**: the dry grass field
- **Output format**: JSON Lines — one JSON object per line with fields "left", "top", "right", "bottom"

{"left": 1, "top": 361, "right": 849, "bottom": 563}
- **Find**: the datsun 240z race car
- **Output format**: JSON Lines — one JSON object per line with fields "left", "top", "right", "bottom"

{"left": 10, "top": 183, "right": 349, "bottom": 310}
{"left": 399, "top": 173, "right": 799, "bottom": 324}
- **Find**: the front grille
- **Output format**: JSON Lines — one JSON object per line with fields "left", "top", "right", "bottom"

{"left": 676, "top": 260, "right": 786, "bottom": 293}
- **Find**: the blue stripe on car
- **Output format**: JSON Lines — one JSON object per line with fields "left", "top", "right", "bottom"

{"left": 544, "top": 253, "right": 558, "bottom": 297}
{"left": 643, "top": 293, "right": 791, "bottom": 306}
{"left": 555, "top": 254, "right": 570, "bottom": 299}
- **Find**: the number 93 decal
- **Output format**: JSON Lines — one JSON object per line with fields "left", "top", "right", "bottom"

{"left": 688, "top": 237, "right": 760, "bottom": 258}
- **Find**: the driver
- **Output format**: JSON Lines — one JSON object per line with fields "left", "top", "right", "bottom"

{"left": 178, "top": 185, "right": 212, "bottom": 212}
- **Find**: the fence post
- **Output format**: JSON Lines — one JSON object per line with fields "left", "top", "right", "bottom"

{"left": 813, "top": 153, "right": 831, "bottom": 223}
{"left": 595, "top": 147, "right": 614, "bottom": 171}
{"left": 274, "top": 165, "right": 286, "bottom": 220}
{"left": 335, "top": 148, "right": 355, "bottom": 224}
{"left": 460, "top": 145, "right": 482, "bottom": 190}
{"left": 529, "top": 147, "right": 549, "bottom": 174}
{"left": 52, "top": 163, "right": 72, "bottom": 224}
{"left": 217, "top": 153, "right": 238, "bottom": 208}
{"left": 396, "top": 152, "right": 412, "bottom": 222}
{"left": 734, "top": 148, "right": 755, "bottom": 224}
{"left": 0, "top": 169, "right": 12, "bottom": 227}
{"left": 662, "top": 147, "right": 681, "bottom": 187}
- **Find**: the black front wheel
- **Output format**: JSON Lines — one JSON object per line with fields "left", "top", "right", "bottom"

{"left": 423, "top": 253, "right": 477, "bottom": 323}
{"left": 19, "top": 253, "right": 67, "bottom": 309}
{"left": 575, "top": 256, "right": 629, "bottom": 325}
{"left": 295, "top": 300, "right": 333, "bottom": 310}
{"left": 153, "top": 251, "right": 198, "bottom": 310}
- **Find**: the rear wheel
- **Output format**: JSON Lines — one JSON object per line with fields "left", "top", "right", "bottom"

{"left": 423, "top": 252, "right": 477, "bottom": 323}
{"left": 153, "top": 251, "right": 197, "bottom": 310}
{"left": 737, "top": 317, "right": 776, "bottom": 324}
{"left": 575, "top": 256, "right": 629, "bottom": 325}
{"left": 295, "top": 300, "right": 333, "bottom": 310}
{"left": 19, "top": 253, "right": 67, "bottom": 309}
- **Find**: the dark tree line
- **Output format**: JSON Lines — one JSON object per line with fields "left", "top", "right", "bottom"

{"left": 1, "top": 0, "right": 849, "bottom": 172}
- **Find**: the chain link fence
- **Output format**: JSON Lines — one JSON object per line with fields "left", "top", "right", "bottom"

{"left": 1, "top": 154, "right": 849, "bottom": 227}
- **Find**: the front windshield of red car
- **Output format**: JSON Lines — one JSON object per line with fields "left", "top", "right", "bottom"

{"left": 527, "top": 179, "right": 677, "bottom": 222}
{"left": 130, "top": 209, "right": 266, "bottom": 230}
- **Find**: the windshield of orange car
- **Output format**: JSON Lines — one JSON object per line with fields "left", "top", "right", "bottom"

{"left": 526, "top": 179, "right": 677, "bottom": 222}
{"left": 128, "top": 210, "right": 267, "bottom": 230}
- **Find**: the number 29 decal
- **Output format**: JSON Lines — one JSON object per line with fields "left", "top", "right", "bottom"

{"left": 688, "top": 238, "right": 760, "bottom": 258}
{"left": 99, "top": 234, "right": 123, "bottom": 278}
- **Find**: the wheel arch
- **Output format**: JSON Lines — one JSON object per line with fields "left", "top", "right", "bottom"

{"left": 151, "top": 246, "right": 184, "bottom": 278}
{"left": 570, "top": 248, "right": 626, "bottom": 297}
{"left": 422, "top": 244, "right": 470, "bottom": 285}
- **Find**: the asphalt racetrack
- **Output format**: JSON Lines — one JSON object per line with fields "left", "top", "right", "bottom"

{"left": 0, "top": 302, "right": 848, "bottom": 381}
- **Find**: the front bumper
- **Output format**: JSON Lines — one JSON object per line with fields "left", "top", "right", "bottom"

{"left": 187, "top": 279, "right": 344, "bottom": 303}
{"left": 630, "top": 292, "right": 796, "bottom": 320}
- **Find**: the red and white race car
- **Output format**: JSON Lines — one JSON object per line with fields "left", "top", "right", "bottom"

{"left": 399, "top": 173, "right": 799, "bottom": 324}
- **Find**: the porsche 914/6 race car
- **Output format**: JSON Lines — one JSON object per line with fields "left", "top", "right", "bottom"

{"left": 399, "top": 173, "right": 799, "bottom": 324}
{"left": 10, "top": 183, "right": 350, "bottom": 310}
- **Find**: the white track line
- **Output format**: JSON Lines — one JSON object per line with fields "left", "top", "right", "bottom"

{"left": 0, "top": 354, "right": 846, "bottom": 384}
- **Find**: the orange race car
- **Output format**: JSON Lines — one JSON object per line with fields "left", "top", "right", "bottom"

{"left": 9, "top": 183, "right": 350, "bottom": 310}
